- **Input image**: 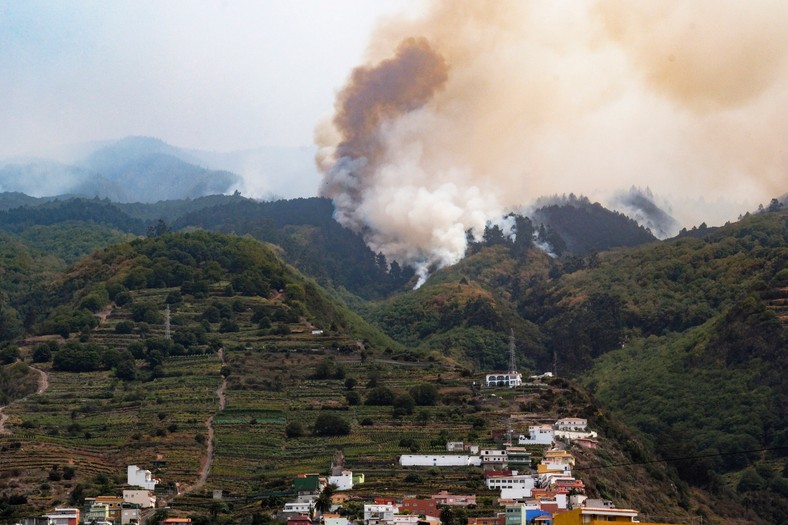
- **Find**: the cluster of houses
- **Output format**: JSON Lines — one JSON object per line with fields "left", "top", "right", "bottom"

{"left": 278, "top": 418, "right": 679, "bottom": 525}
{"left": 399, "top": 418, "right": 598, "bottom": 470}
{"left": 19, "top": 420, "right": 670, "bottom": 525}
{"left": 397, "top": 438, "right": 592, "bottom": 523}
{"left": 282, "top": 451, "right": 365, "bottom": 517}
{"left": 17, "top": 465, "right": 161, "bottom": 525}
{"left": 389, "top": 418, "right": 673, "bottom": 525}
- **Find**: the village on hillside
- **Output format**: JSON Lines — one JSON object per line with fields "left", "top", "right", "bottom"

{"left": 16, "top": 415, "right": 679, "bottom": 525}
{"left": 14, "top": 343, "right": 684, "bottom": 525}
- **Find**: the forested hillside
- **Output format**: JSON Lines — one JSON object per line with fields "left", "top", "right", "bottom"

{"left": 0, "top": 191, "right": 785, "bottom": 523}
{"left": 372, "top": 208, "right": 786, "bottom": 524}
{"left": 170, "top": 197, "right": 416, "bottom": 299}
{"left": 532, "top": 194, "right": 657, "bottom": 255}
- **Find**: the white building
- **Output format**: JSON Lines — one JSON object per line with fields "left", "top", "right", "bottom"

{"left": 283, "top": 501, "right": 314, "bottom": 514}
{"left": 553, "top": 420, "right": 597, "bottom": 443}
{"left": 500, "top": 487, "right": 532, "bottom": 500}
{"left": 127, "top": 465, "right": 158, "bottom": 490}
{"left": 485, "top": 474, "right": 535, "bottom": 491}
{"left": 554, "top": 418, "right": 587, "bottom": 431}
{"left": 446, "top": 442, "right": 465, "bottom": 452}
{"left": 399, "top": 455, "right": 482, "bottom": 467}
{"left": 537, "top": 493, "right": 567, "bottom": 511}
{"left": 121, "top": 508, "right": 141, "bottom": 525}
{"left": 123, "top": 489, "right": 156, "bottom": 509}
{"left": 486, "top": 474, "right": 535, "bottom": 499}
{"left": 528, "top": 372, "right": 553, "bottom": 380}
{"left": 328, "top": 470, "right": 354, "bottom": 491}
{"left": 392, "top": 516, "right": 420, "bottom": 525}
{"left": 485, "top": 373, "right": 522, "bottom": 388}
{"left": 480, "top": 449, "right": 508, "bottom": 465}
{"left": 42, "top": 508, "right": 80, "bottom": 525}
{"left": 325, "top": 518, "right": 351, "bottom": 525}
{"left": 517, "top": 425, "right": 554, "bottom": 445}
{"left": 364, "top": 504, "right": 397, "bottom": 524}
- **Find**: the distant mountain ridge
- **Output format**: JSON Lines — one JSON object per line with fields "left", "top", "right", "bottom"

{"left": 0, "top": 137, "right": 241, "bottom": 202}
{"left": 0, "top": 135, "right": 322, "bottom": 202}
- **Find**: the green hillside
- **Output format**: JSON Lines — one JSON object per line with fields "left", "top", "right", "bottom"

{"left": 0, "top": 229, "right": 716, "bottom": 524}
{"left": 367, "top": 208, "right": 787, "bottom": 524}
{"left": 0, "top": 197, "right": 785, "bottom": 524}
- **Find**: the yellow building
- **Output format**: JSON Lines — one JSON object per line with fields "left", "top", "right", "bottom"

{"left": 543, "top": 449, "right": 575, "bottom": 467}
{"left": 537, "top": 463, "right": 568, "bottom": 474}
{"left": 95, "top": 495, "right": 125, "bottom": 520}
{"left": 553, "top": 507, "right": 681, "bottom": 525}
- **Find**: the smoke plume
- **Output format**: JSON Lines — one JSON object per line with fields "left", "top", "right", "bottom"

{"left": 317, "top": 0, "right": 788, "bottom": 274}
{"left": 612, "top": 187, "right": 679, "bottom": 239}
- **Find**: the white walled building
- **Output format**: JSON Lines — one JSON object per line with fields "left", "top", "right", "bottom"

{"left": 399, "top": 455, "right": 482, "bottom": 467}
{"left": 392, "top": 516, "right": 420, "bottom": 525}
{"left": 127, "top": 465, "right": 158, "bottom": 490}
{"left": 480, "top": 449, "right": 508, "bottom": 465}
{"left": 328, "top": 470, "right": 354, "bottom": 491}
{"left": 42, "top": 508, "right": 80, "bottom": 525}
{"left": 121, "top": 508, "right": 141, "bottom": 525}
{"left": 485, "top": 373, "right": 522, "bottom": 388}
{"left": 123, "top": 489, "right": 156, "bottom": 509}
{"left": 325, "top": 517, "right": 351, "bottom": 525}
{"left": 446, "top": 442, "right": 465, "bottom": 452}
{"left": 283, "top": 501, "right": 314, "bottom": 514}
{"left": 364, "top": 504, "right": 398, "bottom": 524}
{"left": 500, "top": 487, "right": 534, "bottom": 500}
{"left": 554, "top": 418, "right": 587, "bottom": 431}
{"left": 538, "top": 493, "right": 567, "bottom": 511}
{"left": 517, "top": 425, "right": 554, "bottom": 446}
{"left": 485, "top": 474, "right": 535, "bottom": 491}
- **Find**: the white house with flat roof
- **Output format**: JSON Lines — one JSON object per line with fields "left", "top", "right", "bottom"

{"left": 364, "top": 504, "right": 398, "bottom": 524}
{"left": 328, "top": 469, "right": 354, "bottom": 491}
{"left": 485, "top": 373, "right": 522, "bottom": 388}
{"left": 399, "top": 455, "right": 482, "bottom": 467}
{"left": 517, "top": 425, "right": 553, "bottom": 445}
{"left": 123, "top": 489, "right": 156, "bottom": 509}
{"left": 127, "top": 465, "right": 158, "bottom": 490}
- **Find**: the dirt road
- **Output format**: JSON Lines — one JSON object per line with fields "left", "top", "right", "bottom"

{"left": 0, "top": 362, "right": 49, "bottom": 434}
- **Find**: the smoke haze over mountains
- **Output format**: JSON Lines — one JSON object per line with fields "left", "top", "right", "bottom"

{"left": 317, "top": 0, "right": 788, "bottom": 271}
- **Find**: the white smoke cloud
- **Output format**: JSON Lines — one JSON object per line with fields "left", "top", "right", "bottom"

{"left": 318, "top": 0, "right": 788, "bottom": 273}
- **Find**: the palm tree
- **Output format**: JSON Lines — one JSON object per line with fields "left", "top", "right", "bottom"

{"left": 314, "top": 483, "right": 336, "bottom": 515}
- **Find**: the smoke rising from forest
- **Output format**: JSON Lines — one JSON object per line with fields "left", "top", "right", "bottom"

{"left": 317, "top": 0, "right": 788, "bottom": 272}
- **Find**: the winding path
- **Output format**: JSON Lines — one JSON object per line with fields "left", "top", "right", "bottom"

{"left": 168, "top": 348, "right": 227, "bottom": 498}
{"left": 0, "top": 362, "right": 49, "bottom": 434}
{"left": 193, "top": 349, "right": 227, "bottom": 491}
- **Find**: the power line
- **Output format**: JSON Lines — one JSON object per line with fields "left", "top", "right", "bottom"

{"left": 573, "top": 446, "right": 788, "bottom": 471}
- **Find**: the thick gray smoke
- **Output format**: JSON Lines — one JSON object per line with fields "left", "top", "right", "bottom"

{"left": 317, "top": 0, "right": 788, "bottom": 274}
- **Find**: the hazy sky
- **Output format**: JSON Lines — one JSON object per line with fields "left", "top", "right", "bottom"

{"left": 0, "top": 1, "right": 417, "bottom": 158}
{"left": 3, "top": 0, "right": 785, "bottom": 249}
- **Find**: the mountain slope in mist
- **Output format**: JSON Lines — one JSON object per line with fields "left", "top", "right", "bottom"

{"left": 0, "top": 160, "right": 126, "bottom": 201}
{"left": 0, "top": 137, "right": 241, "bottom": 202}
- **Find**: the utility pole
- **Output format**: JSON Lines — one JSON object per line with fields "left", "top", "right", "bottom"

{"left": 165, "top": 304, "right": 171, "bottom": 340}
{"left": 508, "top": 329, "right": 517, "bottom": 374}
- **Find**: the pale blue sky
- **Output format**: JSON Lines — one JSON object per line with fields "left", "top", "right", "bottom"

{"left": 0, "top": 1, "right": 416, "bottom": 158}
